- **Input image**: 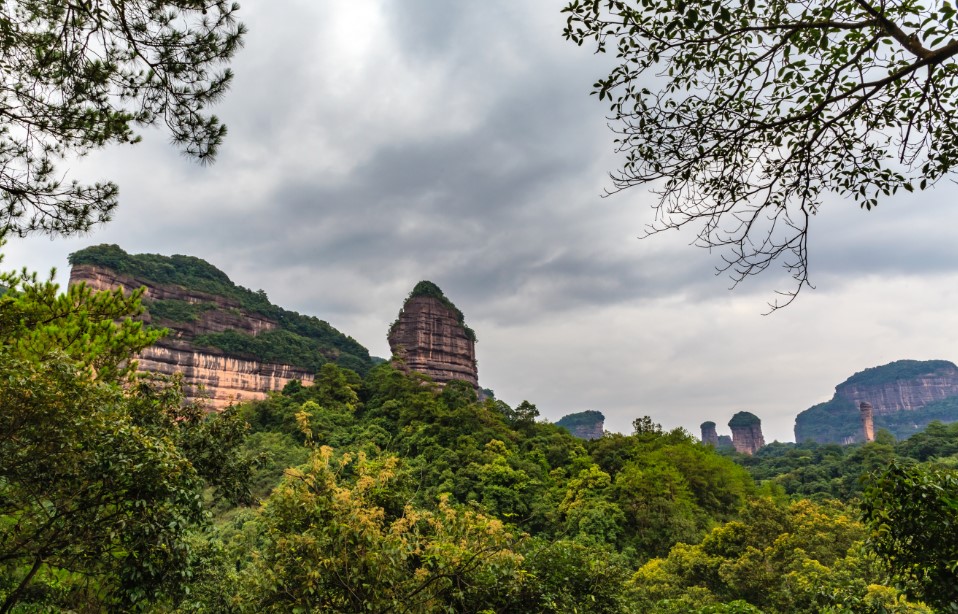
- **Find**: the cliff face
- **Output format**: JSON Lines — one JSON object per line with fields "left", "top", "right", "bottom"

{"left": 68, "top": 258, "right": 357, "bottom": 409}
{"left": 795, "top": 360, "right": 958, "bottom": 443}
{"left": 729, "top": 412, "right": 765, "bottom": 455}
{"left": 387, "top": 284, "right": 478, "bottom": 388}
{"left": 836, "top": 366, "right": 958, "bottom": 415}
{"left": 137, "top": 345, "right": 314, "bottom": 409}
{"left": 556, "top": 411, "right": 605, "bottom": 440}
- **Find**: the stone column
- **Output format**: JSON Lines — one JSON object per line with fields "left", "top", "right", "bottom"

{"left": 860, "top": 401, "right": 875, "bottom": 443}
{"left": 701, "top": 421, "right": 719, "bottom": 446}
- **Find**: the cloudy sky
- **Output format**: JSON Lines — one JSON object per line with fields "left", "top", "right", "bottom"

{"left": 6, "top": 0, "right": 958, "bottom": 443}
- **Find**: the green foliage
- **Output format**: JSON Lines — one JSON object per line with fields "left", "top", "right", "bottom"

{"left": 233, "top": 448, "right": 524, "bottom": 613}
{"left": 147, "top": 298, "right": 216, "bottom": 323}
{"left": 0, "top": 1, "right": 244, "bottom": 237}
{"left": 557, "top": 409, "right": 606, "bottom": 430}
{"left": 0, "top": 254, "right": 256, "bottom": 612}
{"left": 728, "top": 412, "right": 761, "bottom": 428}
{"left": 630, "top": 498, "right": 926, "bottom": 613}
{"left": 861, "top": 462, "right": 958, "bottom": 610}
{"left": 844, "top": 360, "right": 957, "bottom": 388}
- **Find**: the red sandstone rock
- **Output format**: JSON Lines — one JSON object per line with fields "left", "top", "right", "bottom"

{"left": 69, "top": 264, "right": 314, "bottom": 410}
{"left": 728, "top": 412, "right": 765, "bottom": 455}
{"left": 387, "top": 287, "right": 478, "bottom": 388}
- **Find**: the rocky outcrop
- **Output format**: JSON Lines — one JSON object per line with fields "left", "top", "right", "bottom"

{"left": 701, "top": 421, "right": 719, "bottom": 446}
{"left": 67, "top": 251, "right": 366, "bottom": 410}
{"left": 387, "top": 282, "right": 478, "bottom": 388}
{"left": 860, "top": 402, "right": 875, "bottom": 443}
{"left": 556, "top": 410, "right": 605, "bottom": 440}
{"left": 70, "top": 263, "right": 277, "bottom": 338}
{"left": 137, "top": 344, "right": 314, "bottom": 409}
{"left": 729, "top": 412, "right": 765, "bottom": 455}
{"left": 70, "top": 264, "right": 314, "bottom": 409}
{"left": 795, "top": 360, "right": 958, "bottom": 443}
{"left": 836, "top": 362, "right": 958, "bottom": 415}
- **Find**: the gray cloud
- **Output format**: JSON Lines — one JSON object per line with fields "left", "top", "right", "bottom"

{"left": 5, "top": 0, "right": 958, "bottom": 443}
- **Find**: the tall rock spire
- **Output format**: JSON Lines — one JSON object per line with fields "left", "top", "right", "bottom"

{"left": 729, "top": 411, "right": 766, "bottom": 455}
{"left": 387, "top": 281, "right": 478, "bottom": 388}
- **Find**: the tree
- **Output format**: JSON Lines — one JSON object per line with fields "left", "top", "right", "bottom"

{"left": 861, "top": 462, "right": 958, "bottom": 610}
{"left": 0, "top": 0, "right": 245, "bottom": 237}
{"left": 0, "top": 261, "right": 254, "bottom": 611}
{"left": 563, "top": 0, "right": 958, "bottom": 306}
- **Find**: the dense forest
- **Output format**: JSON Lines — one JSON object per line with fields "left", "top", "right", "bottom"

{"left": 3, "top": 268, "right": 958, "bottom": 612}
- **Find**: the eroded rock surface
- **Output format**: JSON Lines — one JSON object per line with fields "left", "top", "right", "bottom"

{"left": 387, "top": 284, "right": 478, "bottom": 388}
{"left": 729, "top": 412, "right": 765, "bottom": 455}
{"left": 70, "top": 263, "right": 314, "bottom": 409}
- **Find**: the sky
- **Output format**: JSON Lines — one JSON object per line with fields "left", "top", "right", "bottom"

{"left": 6, "top": 0, "right": 958, "bottom": 443}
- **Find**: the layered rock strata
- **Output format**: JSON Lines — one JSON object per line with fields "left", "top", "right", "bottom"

{"left": 387, "top": 284, "right": 478, "bottom": 388}
{"left": 729, "top": 411, "right": 765, "bottom": 455}
{"left": 70, "top": 263, "right": 314, "bottom": 410}
{"left": 836, "top": 363, "right": 958, "bottom": 415}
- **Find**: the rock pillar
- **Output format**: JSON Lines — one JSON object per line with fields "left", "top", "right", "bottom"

{"left": 860, "top": 401, "right": 875, "bottom": 443}
{"left": 728, "top": 411, "right": 766, "bottom": 455}
{"left": 701, "top": 421, "right": 719, "bottom": 446}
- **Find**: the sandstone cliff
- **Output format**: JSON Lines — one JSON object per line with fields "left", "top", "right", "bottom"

{"left": 729, "top": 411, "right": 765, "bottom": 455}
{"left": 387, "top": 281, "right": 478, "bottom": 388}
{"left": 556, "top": 410, "right": 605, "bottom": 440}
{"left": 68, "top": 245, "right": 373, "bottom": 409}
{"left": 794, "top": 360, "right": 958, "bottom": 443}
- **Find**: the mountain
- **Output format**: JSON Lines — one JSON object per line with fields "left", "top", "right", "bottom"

{"left": 68, "top": 244, "right": 374, "bottom": 409}
{"left": 556, "top": 410, "right": 605, "bottom": 440}
{"left": 794, "top": 359, "right": 958, "bottom": 443}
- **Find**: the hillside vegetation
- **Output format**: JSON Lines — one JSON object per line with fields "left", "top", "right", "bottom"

{"left": 7, "top": 261, "right": 958, "bottom": 612}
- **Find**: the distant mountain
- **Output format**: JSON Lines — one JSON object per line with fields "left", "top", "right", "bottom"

{"left": 69, "top": 244, "right": 374, "bottom": 408}
{"left": 794, "top": 360, "right": 958, "bottom": 443}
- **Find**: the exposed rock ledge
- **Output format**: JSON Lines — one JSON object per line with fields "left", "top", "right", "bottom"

{"left": 138, "top": 343, "right": 314, "bottom": 410}
{"left": 70, "top": 263, "right": 314, "bottom": 410}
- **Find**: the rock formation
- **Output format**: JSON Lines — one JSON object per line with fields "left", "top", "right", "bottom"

{"left": 68, "top": 245, "right": 373, "bottom": 410}
{"left": 701, "top": 421, "right": 719, "bottom": 446}
{"left": 728, "top": 411, "right": 765, "bottom": 455}
{"left": 836, "top": 361, "right": 958, "bottom": 415}
{"left": 860, "top": 401, "right": 875, "bottom": 442}
{"left": 556, "top": 411, "right": 605, "bottom": 440}
{"left": 70, "top": 263, "right": 315, "bottom": 409}
{"left": 387, "top": 281, "right": 478, "bottom": 388}
{"left": 795, "top": 360, "right": 958, "bottom": 443}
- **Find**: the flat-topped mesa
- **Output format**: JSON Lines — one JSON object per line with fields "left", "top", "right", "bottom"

{"left": 387, "top": 281, "right": 478, "bottom": 388}
{"left": 728, "top": 411, "right": 765, "bottom": 455}
{"left": 556, "top": 410, "right": 605, "bottom": 440}
{"left": 700, "top": 421, "right": 719, "bottom": 446}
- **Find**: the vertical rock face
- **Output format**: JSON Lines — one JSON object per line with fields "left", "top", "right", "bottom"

{"left": 701, "top": 421, "right": 719, "bottom": 446}
{"left": 70, "top": 263, "right": 317, "bottom": 409}
{"left": 835, "top": 360, "right": 958, "bottom": 416}
{"left": 860, "top": 402, "right": 875, "bottom": 442}
{"left": 729, "top": 411, "right": 765, "bottom": 455}
{"left": 556, "top": 411, "right": 605, "bottom": 440}
{"left": 387, "top": 282, "right": 478, "bottom": 388}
